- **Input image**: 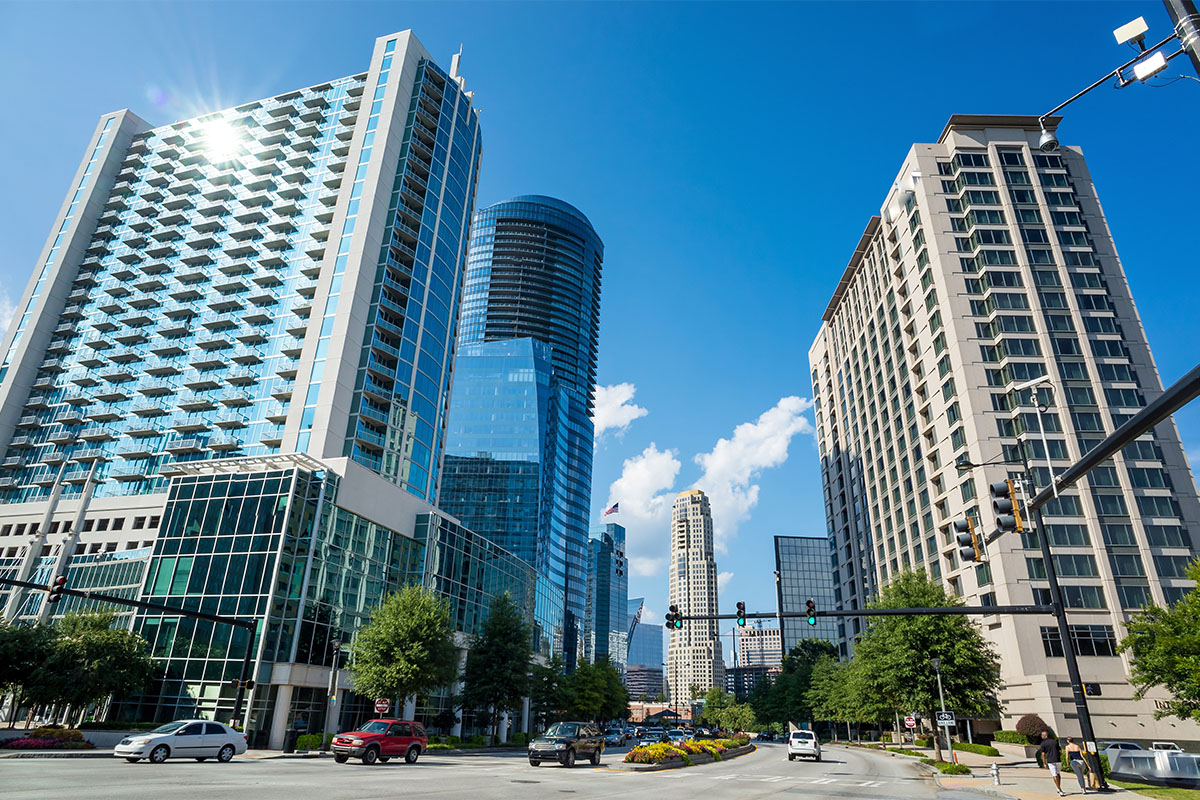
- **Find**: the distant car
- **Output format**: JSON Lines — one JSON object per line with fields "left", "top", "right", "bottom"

{"left": 330, "top": 719, "right": 427, "bottom": 765}
{"left": 634, "top": 727, "right": 646, "bottom": 738}
{"left": 645, "top": 727, "right": 666, "bottom": 742}
{"left": 604, "top": 729, "right": 624, "bottom": 746}
{"left": 1101, "top": 741, "right": 1144, "bottom": 755}
{"left": 529, "top": 721, "right": 604, "bottom": 767}
{"left": 666, "top": 729, "right": 687, "bottom": 745}
{"left": 758, "top": 731, "right": 775, "bottom": 742}
{"left": 1151, "top": 741, "right": 1183, "bottom": 752}
{"left": 787, "top": 729, "right": 821, "bottom": 762}
{"left": 115, "top": 720, "right": 247, "bottom": 764}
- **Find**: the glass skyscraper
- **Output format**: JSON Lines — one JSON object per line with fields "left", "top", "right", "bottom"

{"left": 584, "top": 522, "right": 627, "bottom": 673}
{"left": 0, "top": 31, "right": 560, "bottom": 747}
{"left": 445, "top": 196, "right": 604, "bottom": 666}
{"left": 774, "top": 535, "right": 838, "bottom": 654}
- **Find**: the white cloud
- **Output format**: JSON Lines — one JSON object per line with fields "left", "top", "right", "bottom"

{"left": 693, "top": 395, "right": 815, "bottom": 553}
{"left": 593, "top": 382, "right": 649, "bottom": 440}
{"left": 717, "top": 571, "right": 734, "bottom": 593}
{"left": 639, "top": 607, "right": 660, "bottom": 624}
{"left": 607, "top": 443, "right": 681, "bottom": 579}
{"left": 0, "top": 290, "right": 14, "bottom": 342}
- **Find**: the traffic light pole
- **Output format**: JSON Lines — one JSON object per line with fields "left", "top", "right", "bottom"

{"left": 1018, "top": 452, "right": 1109, "bottom": 789}
{"left": 0, "top": 576, "right": 257, "bottom": 729}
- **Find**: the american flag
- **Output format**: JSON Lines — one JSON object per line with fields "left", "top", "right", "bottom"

{"left": 603, "top": 502, "right": 619, "bottom": 517}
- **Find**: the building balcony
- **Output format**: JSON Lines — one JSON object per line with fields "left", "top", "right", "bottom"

{"left": 164, "top": 437, "right": 206, "bottom": 454}
{"left": 177, "top": 394, "right": 218, "bottom": 412}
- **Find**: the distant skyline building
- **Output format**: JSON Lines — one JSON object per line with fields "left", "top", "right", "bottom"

{"left": 726, "top": 665, "right": 779, "bottom": 701}
{"left": 666, "top": 489, "right": 724, "bottom": 702}
{"left": 774, "top": 535, "right": 838, "bottom": 655}
{"left": 737, "top": 623, "right": 782, "bottom": 668}
{"left": 626, "top": 620, "right": 664, "bottom": 699}
{"left": 452, "top": 195, "right": 604, "bottom": 666}
{"left": 809, "top": 115, "right": 1200, "bottom": 741}
{"left": 584, "top": 522, "right": 627, "bottom": 673}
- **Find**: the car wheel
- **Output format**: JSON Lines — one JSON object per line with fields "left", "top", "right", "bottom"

{"left": 149, "top": 745, "right": 170, "bottom": 764}
{"left": 562, "top": 748, "right": 575, "bottom": 768}
{"left": 218, "top": 744, "right": 236, "bottom": 763}
{"left": 590, "top": 749, "right": 601, "bottom": 766}
{"left": 334, "top": 753, "right": 349, "bottom": 764}
{"left": 529, "top": 759, "right": 540, "bottom": 767}
{"left": 125, "top": 758, "right": 140, "bottom": 763}
{"left": 788, "top": 754, "right": 795, "bottom": 761}
{"left": 405, "top": 746, "right": 420, "bottom": 764}
{"left": 815, "top": 754, "right": 821, "bottom": 762}
{"left": 195, "top": 757, "right": 208, "bottom": 762}
{"left": 361, "top": 746, "right": 379, "bottom": 765}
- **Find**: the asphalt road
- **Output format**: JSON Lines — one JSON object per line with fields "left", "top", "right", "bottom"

{"left": 0, "top": 741, "right": 989, "bottom": 800}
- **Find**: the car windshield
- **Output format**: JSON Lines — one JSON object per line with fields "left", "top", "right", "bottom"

{"left": 151, "top": 722, "right": 188, "bottom": 734}
{"left": 605, "top": 729, "right": 620, "bottom": 735}
{"left": 668, "top": 729, "right": 683, "bottom": 736}
{"left": 545, "top": 723, "right": 578, "bottom": 737}
{"left": 359, "top": 721, "right": 391, "bottom": 734}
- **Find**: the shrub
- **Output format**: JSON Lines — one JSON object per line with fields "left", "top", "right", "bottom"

{"left": 920, "top": 757, "right": 936, "bottom": 764}
{"left": 992, "top": 730, "right": 1028, "bottom": 745}
{"left": 511, "top": 732, "right": 527, "bottom": 745}
{"left": 913, "top": 737, "right": 933, "bottom": 748}
{"left": 954, "top": 742, "right": 1000, "bottom": 757}
{"left": 888, "top": 747, "right": 922, "bottom": 756}
{"left": 466, "top": 735, "right": 486, "bottom": 747}
{"left": 295, "top": 733, "right": 333, "bottom": 751}
{"left": 448, "top": 735, "right": 461, "bottom": 746}
{"left": 1015, "top": 714, "right": 1053, "bottom": 741}
{"left": 427, "top": 743, "right": 455, "bottom": 750}
{"left": 936, "top": 761, "right": 972, "bottom": 775}
{"left": 30, "top": 727, "right": 84, "bottom": 742}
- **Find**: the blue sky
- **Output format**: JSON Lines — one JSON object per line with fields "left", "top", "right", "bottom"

{"left": 2, "top": 1, "right": 1198, "bottom": 650}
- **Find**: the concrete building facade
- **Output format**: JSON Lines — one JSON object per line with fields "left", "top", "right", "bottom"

{"left": 737, "top": 623, "right": 782, "bottom": 668}
{"left": 809, "top": 115, "right": 1200, "bottom": 741}
{"left": 666, "top": 489, "right": 724, "bottom": 703}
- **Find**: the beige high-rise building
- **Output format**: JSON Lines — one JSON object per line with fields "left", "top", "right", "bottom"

{"left": 738, "top": 623, "right": 782, "bottom": 668}
{"left": 666, "top": 489, "right": 724, "bottom": 703}
{"left": 810, "top": 115, "right": 1199, "bottom": 742}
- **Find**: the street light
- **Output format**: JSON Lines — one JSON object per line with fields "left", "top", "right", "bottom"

{"left": 322, "top": 638, "right": 342, "bottom": 753}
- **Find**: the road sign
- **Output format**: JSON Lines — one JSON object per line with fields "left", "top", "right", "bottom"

{"left": 904, "top": 716, "right": 917, "bottom": 729}
{"left": 375, "top": 698, "right": 390, "bottom": 714}
{"left": 935, "top": 711, "right": 955, "bottom": 726}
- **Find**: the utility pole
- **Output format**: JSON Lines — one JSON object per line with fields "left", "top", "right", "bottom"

{"left": 1164, "top": 0, "right": 1200, "bottom": 75}
{"left": 322, "top": 639, "right": 341, "bottom": 752}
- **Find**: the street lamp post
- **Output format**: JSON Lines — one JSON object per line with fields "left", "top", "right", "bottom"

{"left": 322, "top": 638, "right": 341, "bottom": 753}
{"left": 928, "top": 658, "right": 953, "bottom": 763}
{"left": 957, "top": 380, "right": 1109, "bottom": 789}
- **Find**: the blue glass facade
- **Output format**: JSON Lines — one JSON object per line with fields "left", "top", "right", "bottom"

{"left": 452, "top": 196, "right": 604, "bottom": 667}
{"left": 585, "top": 522, "right": 627, "bottom": 673}
{"left": 774, "top": 535, "right": 838, "bottom": 655}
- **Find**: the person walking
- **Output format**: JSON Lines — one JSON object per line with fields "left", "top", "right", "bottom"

{"left": 1040, "top": 729, "right": 1065, "bottom": 796}
{"left": 1065, "top": 737, "right": 1089, "bottom": 793}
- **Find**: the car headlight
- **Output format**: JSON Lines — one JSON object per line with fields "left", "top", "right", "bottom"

{"left": 350, "top": 738, "right": 364, "bottom": 746}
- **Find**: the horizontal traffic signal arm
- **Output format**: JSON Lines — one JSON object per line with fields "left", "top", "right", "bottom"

{"left": 675, "top": 605, "right": 1053, "bottom": 621}
{"left": 0, "top": 575, "right": 255, "bottom": 630}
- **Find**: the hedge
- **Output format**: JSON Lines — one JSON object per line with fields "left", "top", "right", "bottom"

{"left": 992, "top": 730, "right": 1029, "bottom": 745}
{"left": 935, "top": 761, "right": 972, "bottom": 775}
{"left": 296, "top": 733, "right": 334, "bottom": 751}
{"left": 953, "top": 742, "right": 1000, "bottom": 757}
{"left": 80, "top": 721, "right": 163, "bottom": 731}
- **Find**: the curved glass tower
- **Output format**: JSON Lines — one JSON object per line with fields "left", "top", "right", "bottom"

{"left": 445, "top": 195, "right": 603, "bottom": 668}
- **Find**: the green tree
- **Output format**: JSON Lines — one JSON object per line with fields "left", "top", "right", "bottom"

{"left": 653, "top": 692, "right": 667, "bottom": 703}
{"left": 714, "top": 702, "right": 757, "bottom": 734}
{"left": 1118, "top": 557, "right": 1200, "bottom": 723}
{"left": 0, "top": 622, "right": 57, "bottom": 724}
{"left": 850, "top": 571, "right": 1002, "bottom": 759}
{"left": 460, "top": 594, "right": 533, "bottom": 743}
{"left": 597, "top": 657, "right": 630, "bottom": 722}
{"left": 529, "top": 655, "right": 566, "bottom": 730}
{"left": 806, "top": 654, "right": 856, "bottom": 737}
{"left": 752, "top": 639, "right": 837, "bottom": 727}
{"left": 349, "top": 584, "right": 459, "bottom": 706}
{"left": 700, "top": 686, "right": 734, "bottom": 726}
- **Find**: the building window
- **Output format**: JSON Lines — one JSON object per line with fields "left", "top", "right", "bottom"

{"left": 1041, "top": 625, "right": 1118, "bottom": 657}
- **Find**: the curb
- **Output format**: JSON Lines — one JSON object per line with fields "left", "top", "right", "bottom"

{"left": 933, "top": 774, "right": 1021, "bottom": 800}
{"left": 611, "top": 743, "right": 756, "bottom": 772}
{"left": 0, "top": 750, "right": 112, "bottom": 759}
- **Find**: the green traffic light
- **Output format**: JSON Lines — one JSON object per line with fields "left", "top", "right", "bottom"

{"left": 807, "top": 615, "right": 817, "bottom": 626}
{"left": 737, "top": 617, "right": 745, "bottom": 627}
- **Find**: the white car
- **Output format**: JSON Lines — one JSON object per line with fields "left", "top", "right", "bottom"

{"left": 666, "top": 728, "right": 687, "bottom": 745}
{"left": 115, "top": 720, "right": 248, "bottom": 763}
{"left": 787, "top": 729, "right": 821, "bottom": 762}
{"left": 1151, "top": 741, "right": 1183, "bottom": 752}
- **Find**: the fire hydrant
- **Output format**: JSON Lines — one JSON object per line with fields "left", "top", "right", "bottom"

{"left": 990, "top": 762, "right": 1001, "bottom": 785}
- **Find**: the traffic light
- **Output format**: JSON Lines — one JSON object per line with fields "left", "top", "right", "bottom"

{"left": 805, "top": 598, "right": 817, "bottom": 626}
{"left": 735, "top": 601, "right": 746, "bottom": 627}
{"left": 990, "top": 479, "right": 1023, "bottom": 534}
{"left": 46, "top": 575, "right": 67, "bottom": 605}
{"left": 954, "top": 517, "right": 981, "bottom": 562}
{"left": 666, "top": 604, "right": 683, "bottom": 629}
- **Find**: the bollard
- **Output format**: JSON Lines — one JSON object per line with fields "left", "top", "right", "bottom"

{"left": 990, "top": 761, "right": 1000, "bottom": 785}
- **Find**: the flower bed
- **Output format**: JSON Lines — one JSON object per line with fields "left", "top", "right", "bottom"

{"left": 623, "top": 736, "right": 749, "bottom": 765}
{"left": 1, "top": 728, "right": 95, "bottom": 750}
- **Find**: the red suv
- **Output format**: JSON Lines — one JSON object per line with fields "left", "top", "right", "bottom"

{"left": 331, "top": 719, "right": 428, "bottom": 765}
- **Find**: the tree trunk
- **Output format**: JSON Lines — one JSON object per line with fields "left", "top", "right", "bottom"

{"left": 932, "top": 722, "right": 943, "bottom": 762}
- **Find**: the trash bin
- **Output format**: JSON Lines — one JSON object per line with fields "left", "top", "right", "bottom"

{"left": 283, "top": 728, "right": 299, "bottom": 753}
